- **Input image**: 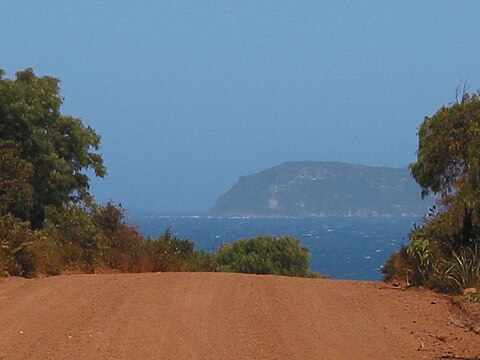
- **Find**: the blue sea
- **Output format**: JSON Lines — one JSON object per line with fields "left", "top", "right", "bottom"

{"left": 129, "top": 216, "right": 419, "bottom": 281}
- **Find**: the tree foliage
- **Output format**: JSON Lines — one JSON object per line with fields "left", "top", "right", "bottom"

{"left": 0, "top": 68, "right": 105, "bottom": 228}
{"left": 410, "top": 93, "right": 480, "bottom": 246}
{"left": 385, "top": 93, "right": 480, "bottom": 293}
{"left": 0, "top": 141, "right": 32, "bottom": 215}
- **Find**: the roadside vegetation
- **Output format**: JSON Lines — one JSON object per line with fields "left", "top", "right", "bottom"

{"left": 0, "top": 69, "right": 314, "bottom": 278}
{"left": 215, "top": 235, "right": 319, "bottom": 278}
{"left": 3, "top": 68, "right": 478, "bottom": 289}
{"left": 383, "top": 92, "right": 480, "bottom": 299}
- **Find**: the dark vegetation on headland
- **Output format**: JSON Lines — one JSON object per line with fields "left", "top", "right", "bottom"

{"left": 0, "top": 69, "right": 478, "bottom": 299}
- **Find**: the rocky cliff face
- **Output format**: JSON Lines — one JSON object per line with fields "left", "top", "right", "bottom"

{"left": 210, "top": 161, "right": 433, "bottom": 217}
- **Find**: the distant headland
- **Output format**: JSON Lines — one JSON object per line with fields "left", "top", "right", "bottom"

{"left": 210, "top": 161, "right": 433, "bottom": 217}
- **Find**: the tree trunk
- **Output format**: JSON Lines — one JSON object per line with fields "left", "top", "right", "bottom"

{"left": 462, "top": 206, "right": 473, "bottom": 245}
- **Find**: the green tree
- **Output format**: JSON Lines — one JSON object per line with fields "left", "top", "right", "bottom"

{"left": 215, "top": 235, "right": 313, "bottom": 277}
{"left": 0, "top": 69, "right": 105, "bottom": 228}
{"left": 383, "top": 93, "right": 480, "bottom": 291}
{"left": 410, "top": 93, "right": 480, "bottom": 246}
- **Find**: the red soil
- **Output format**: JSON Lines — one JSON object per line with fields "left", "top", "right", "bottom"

{"left": 0, "top": 272, "right": 478, "bottom": 359}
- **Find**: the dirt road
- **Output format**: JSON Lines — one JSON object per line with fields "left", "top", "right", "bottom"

{"left": 0, "top": 272, "right": 478, "bottom": 359}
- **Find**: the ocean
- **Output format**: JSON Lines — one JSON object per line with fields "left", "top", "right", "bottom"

{"left": 129, "top": 216, "right": 419, "bottom": 281}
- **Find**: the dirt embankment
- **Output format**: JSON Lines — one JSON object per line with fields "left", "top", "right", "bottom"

{"left": 0, "top": 272, "right": 479, "bottom": 359}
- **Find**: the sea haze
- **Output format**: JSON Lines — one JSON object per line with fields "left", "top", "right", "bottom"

{"left": 128, "top": 215, "right": 418, "bottom": 281}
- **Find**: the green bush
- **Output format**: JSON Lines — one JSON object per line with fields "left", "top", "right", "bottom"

{"left": 184, "top": 251, "right": 217, "bottom": 272}
{"left": 146, "top": 229, "right": 215, "bottom": 272}
{"left": 0, "top": 215, "right": 51, "bottom": 277}
{"left": 384, "top": 215, "right": 480, "bottom": 293}
{"left": 214, "top": 235, "right": 315, "bottom": 277}
{"left": 44, "top": 204, "right": 104, "bottom": 272}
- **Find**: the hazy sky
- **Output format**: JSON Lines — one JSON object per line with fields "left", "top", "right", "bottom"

{"left": 2, "top": 2, "right": 480, "bottom": 213}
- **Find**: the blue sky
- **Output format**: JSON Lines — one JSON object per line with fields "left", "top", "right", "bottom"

{"left": 2, "top": 2, "right": 480, "bottom": 212}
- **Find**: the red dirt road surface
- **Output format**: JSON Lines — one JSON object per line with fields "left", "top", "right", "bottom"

{"left": 0, "top": 272, "right": 479, "bottom": 359}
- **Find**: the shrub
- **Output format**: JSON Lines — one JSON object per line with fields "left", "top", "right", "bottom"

{"left": 44, "top": 204, "right": 104, "bottom": 272}
{"left": 146, "top": 229, "right": 214, "bottom": 272}
{"left": 92, "top": 203, "right": 148, "bottom": 272}
{"left": 384, "top": 213, "right": 480, "bottom": 293}
{"left": 184, "top": 251, "right": 217, "bottom": 272}
{"left": 0, "top": 215, "right": 50, "bottom": 277}
{"left": 448, "top": 244, "right": 480, "bottom": 290}
{"left": 214, "top": 235, "right": 314, "bottom": 277}
{"left": 382, "top": 245, "right": 414, "bottom": 282}
{"left": 2, "top": 199, "right": 315, "bottom": 279}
